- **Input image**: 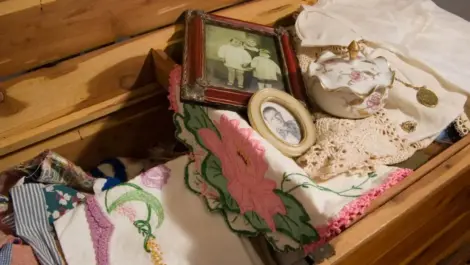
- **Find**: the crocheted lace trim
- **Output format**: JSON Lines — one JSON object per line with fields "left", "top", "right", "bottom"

{"left": 291, "top": 28, "right": 423, "bottom": 179}
{"left": 297, "top": 112, "right": 417, "bottom": 180}
{"left": 303, "top": 168, "right": 413, "bottom": 254}
{"left": 85, "top": 196, "right": 114, "bottom": 265}
{"left": 454, "top": 112, "right": 470, "bottom": 137}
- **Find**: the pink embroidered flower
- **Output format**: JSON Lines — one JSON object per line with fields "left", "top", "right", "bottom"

{"left": 168, "top": 65, "right": 181, "bottom": 113}
{"left": 141, "top": 165, "right": 171, "bottom": 190}
{"left": 200, "top": 181, "right": 219, "bottom": 200}
{"left": 188, "top": 149, "right": 204, "bottom": 172}
{"left": 116, "top": 206, "right": 137, "bottom": 222}
{"left": 366, "top": 92, "right": 383, "bottom": 110}
{"left": 350, "top": 70, "right": 363, "bottom": 82}
{"left": 198, "top": 115, "right": 286, "bottom": 232}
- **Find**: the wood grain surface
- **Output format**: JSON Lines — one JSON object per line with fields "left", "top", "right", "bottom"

{"left": 322, "top": 135, "right": 470, "bottom": 265}
{"left": 0, "top": 0, "right": 303, "bottom": 157}
{"left": 0, "top": 0, "right": 247, "bottom": 77}
{"left": 0, "top": 93, "right": 175, "bottom": 172}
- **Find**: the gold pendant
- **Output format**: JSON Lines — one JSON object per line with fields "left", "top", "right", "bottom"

{"left": 416, "top": 87, "right": 438, "bottom": 108}
{"left": 400, "top": 121, "right": 417, "bottom": 133}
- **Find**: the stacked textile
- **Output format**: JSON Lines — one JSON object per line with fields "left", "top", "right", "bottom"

{"left": 0, "top": 151, "right": 263, "bottom": 265}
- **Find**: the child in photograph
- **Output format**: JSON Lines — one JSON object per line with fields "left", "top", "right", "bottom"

{"left": 243, "top": 37, "right": 260, "bottom": 58}
{"left": 217, "top": 37, "right": 252, "bottom": 89}
{"left": 243, "top": 37, "right": 259, "bottom": 89}
{"left": 250, "top": 49, "right": 282, "bottom": 89}
{"left": 262, "top": 106, "right": 301, "bottom": 144}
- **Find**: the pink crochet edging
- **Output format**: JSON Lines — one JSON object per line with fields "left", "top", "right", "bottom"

{"left": 168, "top": 65, "right": 182, "bottom": 113}
{"left": 85, "top": 196, "right": 115, "bottom": 265}
{"left": 303, "top": 168, "right": 413, "bottom": 254}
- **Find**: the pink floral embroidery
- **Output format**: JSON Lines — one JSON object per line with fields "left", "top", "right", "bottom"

{"left": 188, "top": 149, "right": 205, "bottom": 172}
{"left": 200, "top": 181, "right": 219, "bottom": 200}
{"left": 141, "top": 165, "right": 171, "bottom": 190}
{"left": 168, "top": 65, "right": 181, "bottom": 113}
{"left": 198, "top": 114, "right": 286, "bottom": 232}
{"left": 85, "top": 196, "right": 114, "bottom": 265}
{"left": 350, "top": 70, "right": 363, "bottom": 82}
{"left": 302, "top": 168, "right": 413, "bottom": 254}
{"left": 116, "top": 205, "right": 137, "bottom": 222}
{"left": 365, "top": 92, "right": 383, "bottom": 110}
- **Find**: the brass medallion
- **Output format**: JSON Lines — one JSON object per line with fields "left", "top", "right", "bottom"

{"left": 416, "top": 87, "right": 438, "bottom": 108}
{"left": 400, "top": 121, "right": 417, "bottom": 133}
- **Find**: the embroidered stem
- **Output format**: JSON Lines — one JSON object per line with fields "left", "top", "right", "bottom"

{"left": 104, "top": 182, "right": 166, "bottom": 254}
{"left": 283, "top": 172, "right": 377, "bottom": 198}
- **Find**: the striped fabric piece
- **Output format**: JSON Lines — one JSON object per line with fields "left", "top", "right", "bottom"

{"left": 0, "top": 243, "right": 12, "bottom": 265}
{"left": 10, "top": 184, "right": 64, "bottom": 265}
{"left": 1, "top": 214, "right": 16, "bottom": 233}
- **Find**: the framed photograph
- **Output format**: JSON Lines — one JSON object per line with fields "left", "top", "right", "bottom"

{"left": 181, "top": 10, "right": 307, "bottom": 109}
{"left": 248, "top": 88, "right": 316, "bottom": 157}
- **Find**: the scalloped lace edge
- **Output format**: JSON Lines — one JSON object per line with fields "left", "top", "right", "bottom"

{"left": 303, "top": 168, "right": 413, "bottom": 254}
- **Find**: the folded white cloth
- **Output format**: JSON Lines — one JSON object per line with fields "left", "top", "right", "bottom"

{"left": 295, "top": 0, "right": 468, "bottom": 142}
{"left": 54, "top": 156, "right": 264, "bottom": 265}
{"left": 296, "top": 0, "right": 470, "bottom": 97}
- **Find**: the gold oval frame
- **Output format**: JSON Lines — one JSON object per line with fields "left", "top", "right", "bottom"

{"left": 248, "top": 88, "right": 316, "bottom": 157}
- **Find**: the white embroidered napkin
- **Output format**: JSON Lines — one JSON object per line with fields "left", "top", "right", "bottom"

{"left": 54, "top": 156, "right": 264, "bottom": 265}
{"left": 168, "top": 66, "right": 413, "bottom": 253}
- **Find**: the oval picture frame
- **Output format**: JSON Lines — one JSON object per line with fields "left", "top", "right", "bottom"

{"left": 248, "top": 88, "right": 316, "bottom": 157}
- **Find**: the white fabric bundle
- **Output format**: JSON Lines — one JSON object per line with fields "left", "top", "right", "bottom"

{"left": 295, "top": 0, "right": 469, "bottom": 142}
{"left": 55, "top": 156, "right": 264, "bottom": 265}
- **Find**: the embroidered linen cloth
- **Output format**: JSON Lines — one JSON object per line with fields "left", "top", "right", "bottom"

{"left": 295, "top": 2, "right": 467, "bottom": 143}
{"left": 168, "top": 66, "right": 413, "bottom": 253}
{"left": 54, "top": 156, "right": 264, "bottom": 265}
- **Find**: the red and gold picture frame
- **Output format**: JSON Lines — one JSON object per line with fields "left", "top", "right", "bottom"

{"left": 181, "top": 10, "right": 306, "bottom": 109}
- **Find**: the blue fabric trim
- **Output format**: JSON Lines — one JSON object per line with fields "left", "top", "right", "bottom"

{"left": 89, "top": 158, "right": 128, "bottom": 182}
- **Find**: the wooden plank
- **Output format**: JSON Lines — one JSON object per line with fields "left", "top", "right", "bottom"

{"left": 0, "top": 0, "right": 247, "bottom": 77}
{"left": 0, "top": 0, "right": 303, "bottom": 157}
{"left": 0, "top": 93, "right": 175, "bottom": 172}
{"left": 409, "top": 214, "right": 470, "bottom": 265}
{"left": 339, "top": 134, "right": 470, "bottom": 229}
{"left": 322, "top": 135, "right": 470, "bottom": 265}
{"left": 151, "top": 49, "right": 178, "bottom": 90}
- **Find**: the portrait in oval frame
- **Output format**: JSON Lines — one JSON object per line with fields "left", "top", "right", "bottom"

{"left": 248, "top": 88, "right": 316, "bottom": 157}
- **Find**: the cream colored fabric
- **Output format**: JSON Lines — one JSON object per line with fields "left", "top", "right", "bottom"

{"left": 295, "top": 3, "right": 467, "bottom": 143}
{"left": 455, "top": 113, "right": 470, "bottom": 137}
{"left": 296, "top": 0, "right": 470, "bottom": 99}
{"left": 55, "top": 156, "right": 264, "bottom": 265}
{"left": 297, "top": 111, "right": 416, "bottom": 179}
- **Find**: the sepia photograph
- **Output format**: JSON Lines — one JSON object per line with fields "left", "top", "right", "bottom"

{"left": 205, "top": 23, "right": 285, "bottom": 92}
{"left": 261, "top": 101, "right": 301, "bottom": 145}
{"left": 248, "top": 88, "right": 316, "bottom": 157}
{"left": 182, "top": 10, "right": 306, "bottom": 109}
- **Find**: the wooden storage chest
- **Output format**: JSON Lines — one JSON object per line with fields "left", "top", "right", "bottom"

{"left": 0, "top": 0, "right": 469, "bottom": 264}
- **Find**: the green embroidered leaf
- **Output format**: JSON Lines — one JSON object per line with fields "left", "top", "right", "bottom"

{"left": 183, "top": 104, "right": 220, "bottom": 149}
{"left": 107, "top": 189, "right": 164, "bottom": 228}
{"left": 244, "top": 211, "right": 271, "bottom": 233}
{"left": 202, "top": 154, "right": 240, "bottom": 213}
{"left": 222, "top": 211, "right": 257, "bottom": 236}
{"left": 272, "top": 189, "right": 319, "bottom": 245}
